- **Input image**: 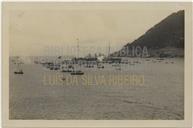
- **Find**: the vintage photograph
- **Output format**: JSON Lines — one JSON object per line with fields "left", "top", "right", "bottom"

{"left": 3, "top": 2, "right": 190, "bottom": 122}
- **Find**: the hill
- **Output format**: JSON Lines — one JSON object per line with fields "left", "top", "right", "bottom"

{"left": 111, "top": 10, "right": 184, "bottom": 58}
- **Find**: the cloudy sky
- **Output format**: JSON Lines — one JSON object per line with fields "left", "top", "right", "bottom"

{"left": 8, "top": 2, "right": 185, "bottom": 56}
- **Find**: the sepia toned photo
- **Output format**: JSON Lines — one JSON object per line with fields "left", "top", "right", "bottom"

{"left": 2, "top": 2, "right": 192, "bottom": 128}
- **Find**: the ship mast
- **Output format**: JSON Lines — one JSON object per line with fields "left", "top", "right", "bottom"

{"left": 77, "top": 38, "right": 79, "bottom": 58}
{"left": 108, "top": 41, "right": 111, "bottom": 56}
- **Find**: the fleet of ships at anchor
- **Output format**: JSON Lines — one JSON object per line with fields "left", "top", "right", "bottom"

{"left": 12, "top": 38, "right": 174, "bottom": 76}
{"left": 13, "top": 39, "right": 125, "bottom": 76}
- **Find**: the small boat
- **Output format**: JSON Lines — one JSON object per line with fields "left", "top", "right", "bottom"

{"left": 53, "top": 64, "right": 60, "bottom": 70}
{"left": 14, "top": 61, "right": 24, "bottom": 74}
{"left": 70, "top": 38, "right": 84, "bottom": 76}
{"left": 112, "top": 63, "right": 120, "bottom": 67}
{"left": 134, "top": 61, "right": 140, "bottom": 64}
{"left": 48, "top": 64, "right": 60, "bottom": 70}
{"left": 61, "top": 65, "right": 74, "bottom": 73}
{"left": 85, "top": 64, "right": 94, "bottom": 68}
{"left": 61, "top": 69, "right": 72, "bottom": 72}
{"left": 61, "top": 77, "right": 66, "bottom": 81}
{"left": 14, "top": 69, "right": 23, "bottom": 74}
{"left": 97, "top": 64, "right": 104, "bottom": 69}
{"left": 156, "top": 58, "right": 164, "bottom": 60}
{"left": 71, "top": 70, "right": 84, "bottom": 75}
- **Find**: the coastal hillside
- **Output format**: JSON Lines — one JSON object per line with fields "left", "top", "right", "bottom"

{"left": 112, "top": 10, "right": 184, "bottom": 57}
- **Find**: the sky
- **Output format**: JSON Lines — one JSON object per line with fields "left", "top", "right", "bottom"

{"left": 8, "top": 3, "right": 185, "bottom": 56}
